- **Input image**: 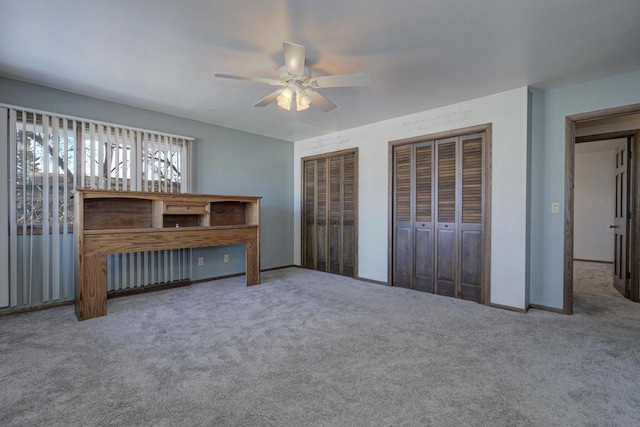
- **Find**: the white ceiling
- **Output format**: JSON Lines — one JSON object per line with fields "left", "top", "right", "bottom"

{"left": 1, "top": 0, "right": 639, "bottom": 142}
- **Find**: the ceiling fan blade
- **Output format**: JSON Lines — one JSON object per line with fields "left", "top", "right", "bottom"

{"left": 215, "top": 73, "right": 282, "bottom": 86}
{"left": 283, "top": 42, "right": 306, "bottom": 76}
{"left": 307, "top": 89, "right": 337, "bottom": 112}
{"left": 310, "top": 73, "right": 371, "bottom": 88}
{"left": 252, "top": 89, "right": 284, "bottom": 107}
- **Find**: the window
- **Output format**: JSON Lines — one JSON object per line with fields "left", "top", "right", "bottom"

{"left": 2, "top": 106, "right": 192, "bottom": 309}
{"left": 15, "top": 113, "right": 75, "bottom": 231}
{"left": 81, "top": 124, "right": 187, "bottom": 193}
{"left": 13, "top": 111, "right": 189, "bottom": 231}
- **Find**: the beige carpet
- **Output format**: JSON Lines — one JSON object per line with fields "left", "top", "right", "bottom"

{"left": 573, "top": 260, "right": 623, "bottom": 298}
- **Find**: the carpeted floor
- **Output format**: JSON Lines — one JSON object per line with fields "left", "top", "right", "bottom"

{"left": 573, "top": 260, "right": 622, "bottom": 298}
{"left": 1, "top": 267, "right": 639, "bottom": 426}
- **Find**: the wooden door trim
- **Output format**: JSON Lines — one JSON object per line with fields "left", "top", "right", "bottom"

{"left": 564, "top": 103, "right": 640, "bottom": 314}
{"left": 575, "top": 130, "right": 638, "bottom": 143}
{"left": 631, "top": 131, "right": 640, "bottom": 302}
{"left": 389, "top": 124, "right": 493, "bottom": 148}
{"left": 301, "top": 148, "right": 359, "bottom": 278}
{"left": 302, "top": 148, "right": 359, "bottom": 162}
{"left": 388, "top": 123, "right": 492, "bottom": 305}
{"left": 483, "top": 126, "right": 493, "bottom": 305}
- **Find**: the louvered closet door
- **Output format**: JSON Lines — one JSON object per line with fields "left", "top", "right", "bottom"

{"left": 329, "top": 156, "right": 342, "bottom": 274}
{"left": 302, "top": 150, "right": 357, "bottom": 277}
{"left": 458, "top": 133, "right": 484, "bottom": 302}
{"left": 341, "top": 153, "right": 356, "bottom": 277}
{"left": 414, "top": 142, "right": 434, "bottom": 292}
{"left": 392, "top": 131, "right": 486, "bottom": 303}
{"left": 435, "top": 138, "right": 457, "bottom": 297}
{"left": 316, "top": 157, "right": 328, "bottom": 271}
{"left": 393, "top": 145, "right": 413, "bottom": 288}
{"left": 303, "top": 160, "right": 316, "bottom": 269}
{"left": 392, "top": 142, "right": 435, "bottom": 291}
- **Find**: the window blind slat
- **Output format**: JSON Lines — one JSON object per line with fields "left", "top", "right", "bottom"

{"left": 62, "top": 118, "right": 70, "bottom": 300}
{"left": 133, "top": 131, "right": 141, "bottom": 191}
{"left": 144, "top": 251, "right": 150, "bottom": 285}
{"left": 163, "top": 135, "right": 169, "bottom": 193}
{"left": 115, "top": 127, "right": 121, "bottom": 190}
{"left": 0, "top": 108, "right": 6, "bottom": 307}
{"left": 9, "top": 110, "right": 18, "bottom": 307}
{"left": 152, "top": 134, "right": 158, "bottom": 192}
{"left": 41, "top": 116, "right": 50, "bottom": 302}
{"left": 89, "top": 122, "right": 96, "bottom": 188}
{"left": 51, "top": 117, "right": 60, "bottom": 301}
{"left": 21, "top": 113, "right": 29, "bottom": 303}
{"left": 28, "top": 112, "right": 37, "bottom": 305}
{"left": 98, "top": 125, "right": 105, "bottom": 189}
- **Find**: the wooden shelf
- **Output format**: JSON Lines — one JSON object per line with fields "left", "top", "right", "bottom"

{"left": 74, "top": 188, "right": 261, "bottom": 321}
{"left": 82, "top": 224, "right": 259, "bottom": 235}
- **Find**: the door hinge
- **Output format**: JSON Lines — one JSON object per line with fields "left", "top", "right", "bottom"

{"left": 628, "top": 271, "right": 631, "bottom": 280}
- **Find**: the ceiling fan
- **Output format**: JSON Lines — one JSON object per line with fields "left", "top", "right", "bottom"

{"left": 215, "top": 42, "right": 371, "bottom": 112}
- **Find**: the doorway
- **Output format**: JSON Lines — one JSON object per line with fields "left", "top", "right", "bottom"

{"left": 565, "top": 105, "right": 640, "bottom": 313}
{"left": 573, "top": 137, "right": 628, "bottom": 299}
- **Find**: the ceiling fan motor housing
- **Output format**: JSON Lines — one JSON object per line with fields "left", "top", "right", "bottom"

{"left": 278, "top": 65, "right": 311, "bottom": 85}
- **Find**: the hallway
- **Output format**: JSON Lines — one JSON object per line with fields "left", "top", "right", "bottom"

{"left": 574, "top": 260, "right": 622, "bottom": 298}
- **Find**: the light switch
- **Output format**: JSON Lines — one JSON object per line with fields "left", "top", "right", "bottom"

{"left": 551, "top": 202, "right": 560, "bottom": 214}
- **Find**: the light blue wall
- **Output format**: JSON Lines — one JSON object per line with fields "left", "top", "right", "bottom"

{"left": 528, "top": 88, "right": 546, "bottom": 308}
{"left": 0, "top": 76, "right": 294, "bottom": 293}
{"left": 529, "top": 70, "right": 640, "bottom": 308}
{"left": 5, "top": 70, "right": 640, "bottom": 312}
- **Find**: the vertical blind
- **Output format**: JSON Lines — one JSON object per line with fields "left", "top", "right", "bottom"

{"left": 1, "top": 106, "right": 193, "bottom": 310}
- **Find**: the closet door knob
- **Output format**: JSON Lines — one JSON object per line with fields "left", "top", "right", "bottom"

{"left": 609, "top": 225, "right": 617, "bottom": 229}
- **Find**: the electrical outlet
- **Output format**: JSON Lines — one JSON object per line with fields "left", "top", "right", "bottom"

{"left": 551, "top": 202, "right": 560, "bottom": 214}
{"left": 198, "top": 257, "right": 204, "bottom": 266}
{"left": 224, "top": 254, "right": 229, "bottom": 263}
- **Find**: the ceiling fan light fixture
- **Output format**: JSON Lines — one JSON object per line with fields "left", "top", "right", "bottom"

{"left": 276, "top": 87, "right": 293, "bottom": 110}
{"left": 296, "top": 88, "right": 311, "bottom": 111}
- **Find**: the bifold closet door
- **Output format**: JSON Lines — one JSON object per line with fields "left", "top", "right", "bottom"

{"left": 392, "top": 131, "right": 485, "bottom": 304}
{"left": 340, "top": 153, "right": 356, "bottom": 277}
{"left": 392, "top": 142, "right": 434, "bottom": 292}
{"left": 414, "top": 143, "right": 434, "bottom": 292}
{"left": 303, "top": 151, "right": 357, "bottom": 277}
{"left": 458, "top": 134, "right": 484, "bottom": 302}
{"left": 435, "top": 138, "right": 457, "bottom": 297}
{"left": 392, "top": 145, "right": 413, "bottom": 288}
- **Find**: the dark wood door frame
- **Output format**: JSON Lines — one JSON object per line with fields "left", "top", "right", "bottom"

{"left": 301, "top": 148, "right": 358, "bottom": 278}
{"left": 388, "top": 123, "right": 492, "bottom": 305}
{"left": 564, "top": 104, "right": 640, "bottom": 314}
